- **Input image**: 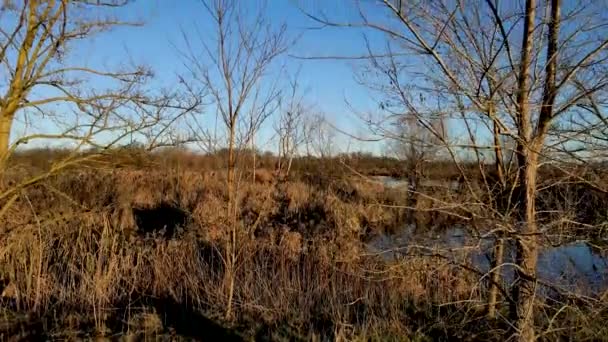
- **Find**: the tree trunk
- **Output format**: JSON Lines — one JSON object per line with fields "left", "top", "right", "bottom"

{"left": 511, "top": 0, "right": 537, "bottom": 339}
{"left": 407, "top": 159, "right": 420, "bottom": 230}
{"left": 511, "top": 145, "right": 540, "bottom": 341}
{"left": 1, "top": 1, "right": 38, "bottom": 166}
{"left": 225, "top": 122, "right": 237, "bottom": 320}
{"left": 0, "top": 115, "right": 14, "bottom": 167}
{"left": 286, "top": 151, "right": 294, "bottom": 180}
{"left": 487, "top": 232, "right": 505, "bottom": 319}
{"left": 492, "top": 120, "right": 505, "bottom": 188}
{"left": 487, "top": 104, "right": 506, "bottom": 319}
{"left": 251, "top": 132, "right": 256, "bottom": 183}
{"left": 227, "top": 124, "right": 237, "bottom": 213}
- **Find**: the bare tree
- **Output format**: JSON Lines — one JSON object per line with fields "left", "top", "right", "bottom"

{"left": 275, "top": 71, "right": 309, "bottom": 179}
{"left": 304, "top": 0, "right": 608, "bottom": 339}
{"left": 0, "top": 0, "right": 201, "bottom": 214}
{"left": 242, "top": 78, "right": 282, "bottom": 182}
{"left": 307, "top": 112, "right": 335, "bottom": 159}
{"left": 179, "top": 0, "right": 289, "bottom": 319}
{"left": 355, "top": 48, "right": 447, "bottom": 206}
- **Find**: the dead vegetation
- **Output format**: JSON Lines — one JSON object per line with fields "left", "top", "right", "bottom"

{"left": 0, "top": 166, "right": 605, "bottom": 340}
{"left": 0, "top": 168, "right": 469, "bottom": 339}
{"left": 1, "top": 0, "right": 607, "bottom": 339}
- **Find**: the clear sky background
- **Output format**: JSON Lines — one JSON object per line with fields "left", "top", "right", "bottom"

{"left": 7, "top": 1, "right": 605, "bottom": 159}
{"left": 3, "top": 0, "right": 514, "bottom": 160}
{"left": 50, "top": 0, "right": 392, "bottom": 155}
{"left": 4, "top": 0, "right": 490, "bottom": 157}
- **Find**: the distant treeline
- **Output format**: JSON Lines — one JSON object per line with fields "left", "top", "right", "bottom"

{"left": 7, "top": 146, "right": 606, "bottom": 184}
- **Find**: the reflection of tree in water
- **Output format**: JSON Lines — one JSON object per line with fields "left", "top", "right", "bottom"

{"left": 369, "top": 226, "right": 608, "bottom": 295}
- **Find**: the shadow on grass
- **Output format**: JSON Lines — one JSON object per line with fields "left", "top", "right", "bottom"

{"left": 133, "top": 202, "right": 189, "bottom": 238}
{"left": 148, "top": 296, "right": 243, "bottom": 341}
{"left": 0, "top": 296, "right": 243, "bottom": 341}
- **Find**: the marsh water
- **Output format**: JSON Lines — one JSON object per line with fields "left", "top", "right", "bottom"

{"left": 368, "top": 177, "right": 608, "bottom": 295}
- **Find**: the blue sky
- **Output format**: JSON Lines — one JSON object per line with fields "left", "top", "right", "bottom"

{"left": 8, "top": 1, "right": 606, "bottom": 159}
{"left": 5, "top": 0, "right": 497, "bottom": 157}
{"left": 61, "top": 0, "right": 389, "bottom": 154}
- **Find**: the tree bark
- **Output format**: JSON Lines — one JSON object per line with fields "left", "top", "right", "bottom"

{"left": 493, "top": 120, "right": 505, "bottom": 188}
{"left": 511, "top": 0, "right": 538, "bottom": 340}
{"left": 512, "top": 145, "right": 540, "bottom": 342}
{"left": 1, "top": 1, "right": 38, "bottom": 167}
{"left": 225, "top": 120, "right": 237, "bottom": 320}
{"left": 487, "top": 231, "right": 505, "bottom": 319}
{"left": 251, "top": 132, "right": 256, "bottom": 183}
{"left": 487, "top": 103, "right": 506, "bottom": 319}
{"left": 0, "top": 115, "right": 13, "bottom": 165}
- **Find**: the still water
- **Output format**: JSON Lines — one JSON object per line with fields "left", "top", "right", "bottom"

{"left": 368, "top": 226, "right": 608, "bottom": 295}
{"left": 368, "top": 176, "right": 608, "bottom": 295}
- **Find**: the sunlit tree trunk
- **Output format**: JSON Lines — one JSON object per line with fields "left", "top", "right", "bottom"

{"left": 511, "top": 1, "right": 538, "bottom": 339}
{"left": 512, "top": 145, "right": 540, "bottom": 341}
{"left": 226, "top": 119, "right": 237, "bottom": 319}
{"left": 0, "top": 115, "right": 14, "bottom": 165}
{"left": 0, "top": 0, "right": 37, "bottom": 166}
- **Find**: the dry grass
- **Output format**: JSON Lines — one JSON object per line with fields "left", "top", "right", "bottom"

{"left": 0, "top": 167, "right": 606, "bottom": 340}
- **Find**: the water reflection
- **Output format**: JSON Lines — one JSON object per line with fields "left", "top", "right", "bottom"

{"left": 369, "top": 176, "right": 608, "bottom": 295}
{"left": 367, "top": 226, "right": 608, "bottom": 295}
